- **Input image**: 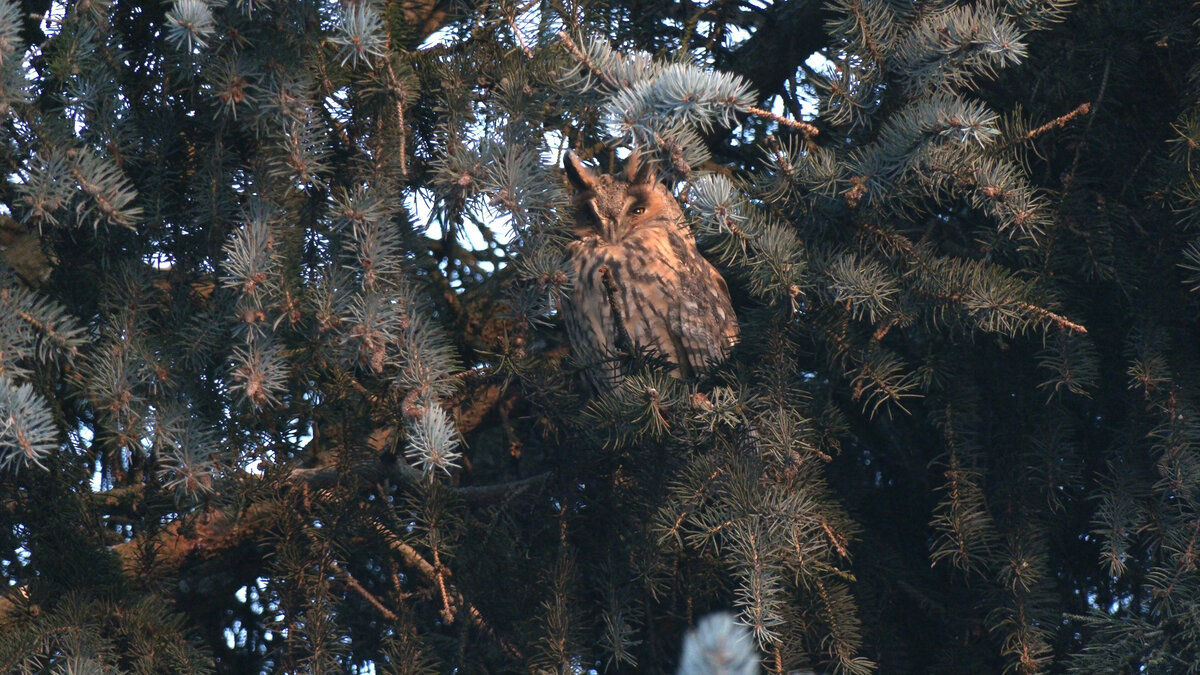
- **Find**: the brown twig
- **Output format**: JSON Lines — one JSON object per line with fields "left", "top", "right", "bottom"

{"left": 331, "top": 558, "right": 399, "bottom": 622}
{"left": 506, "top": 10, "right": 533, "bottom": 59}
{"left": 71, "top": 447, "right": 544, "bottom": 663}
{"left": 1004, "top": 102, "right": 1091, "bottom": 149}
{"left": 373, "top": 521, "right": 524, "bottom": 659}
{"left": 382, "top": 60, "right": 409, "bottom": 178}
{"left": 744, "top": 105, "right": 819, "bottom": 137}
{"left": 558, "top": 31, "right": 618, "bottom": 89}
{"left": 1015, "top": 301, "right": 1088, "bottom": 335}
{"left": 870, "top": 315, "right": 903, "bottom": 343}
{"left": 432, "top": 547, "right": 455, "bottom": 622}
{"left": 498, "top": 396, "right": 522, "bottom": 460}
{"left": 1026, "top": 102, "right": 1091, "bottom": 143}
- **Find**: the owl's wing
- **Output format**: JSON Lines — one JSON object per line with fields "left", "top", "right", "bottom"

{"left": 669, "top": 233, "right": 739, "bottom": 377}
{"left": 611, "top": 247, "right": 688, "bottom": 376}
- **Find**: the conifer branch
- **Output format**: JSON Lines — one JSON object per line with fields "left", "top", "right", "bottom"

{"left": 1013, "top": 301, "right": 1088, "bottom": 335}
{"left": 93, "top": 461, "right": 550, "bottom": 581}
{"left": 660, "top": 467, "right": 724, "bottom": 545}
{"left": 1062, "top": 57, "right": 1111, "bottom": 198}
{"left": 84, "top": 463, "right": 538, "bottom": 662}
{"left": 14, "top": 307, "right": 79, "bottom": 359}
{"left": 289, "top": 455, "right": 551, "bottom": 506}
{"left": 433, "top": 547, "right": 454, "bottom": 622}
{"left": 856, "top": 223, "right": 1087, "bottom": 334}
{"left": 1006, "top": 102, "right": 1091, "bottom": 148}
{"left": 8, "top": 0, "right": 1190, "bottom": 668}
{"left": 382, "top": 60, "right": 409, "bottom": 178}
{"left": 331, "top": 557, "right": 400, "bottom": 622}
{"left": 844, "top": 0, "right": 886, "bottom": 65}
{"left": 743, "top": 105, "right": 819, "bottom": 137}
{"left": 558, "top": 32, "right": 815, "bottom": 136}
{"left": 371, "top": 521, "right": 524, "bottom": 660}
{"left": 558, "top": 31, "right": 618, "bottom": 89}
{"left": 820, "top": 516, "right": 851, "bottom": 559}
{"left": 505, "top": 8, "right": 532, "bottom": 59}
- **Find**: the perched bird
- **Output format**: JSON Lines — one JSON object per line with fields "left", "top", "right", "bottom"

{"left": 562, "top": 150, "right": 738, "bottom": 390}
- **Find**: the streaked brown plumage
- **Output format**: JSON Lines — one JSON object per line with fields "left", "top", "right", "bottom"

{"left": 562, "top": 150, "right": 738, "bottom": 390}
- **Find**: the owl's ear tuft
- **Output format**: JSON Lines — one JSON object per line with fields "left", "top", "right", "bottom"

{"left": 624, "top": 150, "right": 657, "bottom": 186}
{"left": 564, "top": 151, "right": 598, "bottom": 192}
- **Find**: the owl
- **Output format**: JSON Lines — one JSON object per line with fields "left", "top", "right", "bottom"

{"left": 562, "top": 150, "right": 739, "bottom": 390}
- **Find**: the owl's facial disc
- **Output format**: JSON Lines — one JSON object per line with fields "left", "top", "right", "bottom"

{"left": 564, "top": 151, "right": 671, "bottom": 242}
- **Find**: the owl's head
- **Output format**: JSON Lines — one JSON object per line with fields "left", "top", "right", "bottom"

{"left": 564, "top": 151, "right": 682, "bottom": 242}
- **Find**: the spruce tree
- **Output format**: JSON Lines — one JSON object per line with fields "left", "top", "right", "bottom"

{"left": 1, "top": 0, "right": 1198, "bottom": 673}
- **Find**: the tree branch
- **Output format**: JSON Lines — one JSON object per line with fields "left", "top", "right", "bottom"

{"left": 371, "top": 521, "right": 524, "bottom": 659}
{"left": 289, "top": 456, "right": 551, "bottom": 507}
{"left": 559, "top": 31, "right": 822, "bottom": 137}
{"left": 718, "top": 0, "right": 831, "bottom": 107}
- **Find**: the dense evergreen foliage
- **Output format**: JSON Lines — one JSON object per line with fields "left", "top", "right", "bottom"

{"left": 0, "top": 0, "right": 1197, "bottom": 672}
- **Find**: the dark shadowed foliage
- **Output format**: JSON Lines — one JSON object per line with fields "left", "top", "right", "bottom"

{"left": 1, "top": 0, "right": 1198, "bottom": 673}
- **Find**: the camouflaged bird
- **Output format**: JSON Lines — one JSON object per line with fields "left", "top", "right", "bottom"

{"left": 562, "top": 150, "right": 739, "bottom": 390}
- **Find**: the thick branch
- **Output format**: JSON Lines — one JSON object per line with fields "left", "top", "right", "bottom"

{"left": 94, "top": 452, "right": 549, "bottom": 610}
{"left": 719, "top": 0, "right": 831, "bottom": 107}
{"left": 403, "top": 0, "right": 471, "bottom": 46}
{"left": 290, "top": 455, "right": 551, "bottom": 507}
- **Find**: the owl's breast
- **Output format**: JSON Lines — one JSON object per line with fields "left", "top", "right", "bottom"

{"left": 568, "top": 237, "right": 685, "bottom": 305}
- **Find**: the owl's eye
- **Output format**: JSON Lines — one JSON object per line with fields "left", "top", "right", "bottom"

{"left": 630, "top": 205, "right": 646, "bottom": 216}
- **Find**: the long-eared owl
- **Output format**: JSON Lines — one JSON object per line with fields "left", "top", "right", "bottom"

{"left": 562, "top": 150, "right": 739, "bottom": 390}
